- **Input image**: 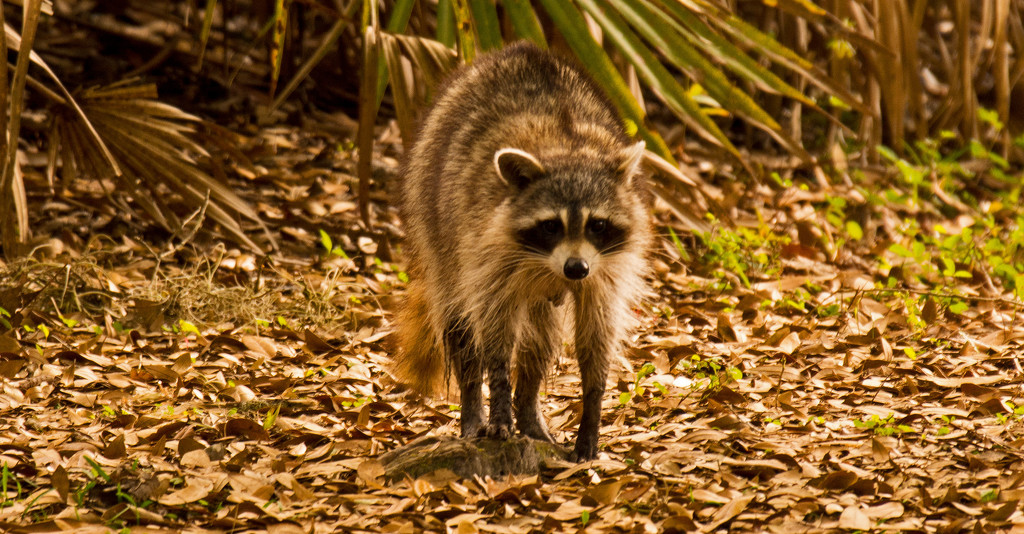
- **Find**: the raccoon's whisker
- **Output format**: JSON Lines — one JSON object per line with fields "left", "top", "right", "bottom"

{"left": 597, "top": 243, "right": 629, "bottom": 256}
{"left": 489, "top": 252, "right": 554, "bottom": 273}
{"left": 516, "top": 247, "right": 555, "bottom": 259}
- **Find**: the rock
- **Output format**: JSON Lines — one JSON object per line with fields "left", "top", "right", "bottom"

{"left": 379, "top": 435, "right": 568, "bottom": 481}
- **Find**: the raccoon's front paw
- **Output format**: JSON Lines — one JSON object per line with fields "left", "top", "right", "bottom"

{"left": 517, "top": 418, "right": 555, "bottom": 443}
{"left": 461, "top": 423, "right": 484, "bottom": 439}
{"left": 569, "top": 437, "right": 598, "bottom": 462}
{"left": 482, "top": 422, "right": 514, "bottom": 440}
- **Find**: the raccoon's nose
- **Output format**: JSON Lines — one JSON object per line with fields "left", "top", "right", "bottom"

{"left": 563, "top": 258, "right": 590, "bottom": 280}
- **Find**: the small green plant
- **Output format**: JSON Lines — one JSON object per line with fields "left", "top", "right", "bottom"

{"left": 263, "top": 405, "right": 281, "bottom": 430}
{"left": 179, "top": 319, "right": 200, "bottom": 336}
{"left": 618, "top": 363, "right": 659, "bottom": 406}
{"left": 877, "top": 145, "right": 930, "bottom": 208}
{"left": 823, "top": 194, "right": 863, "bottom": 244}
{"left": 0, "top": 464, "right": 23, "bottom": 509}
{"left": 84, "top": 456, "right": 110, "bottom": 482}
{"left": 768, "top": 171, "right": 793, "bottom": 188}
{"left": 995, "top": 401, "right": 1024, "bottom": 425}
{"left": 74, "top": 456, "right": 111, "bottom": 507}
{"left": 695, "top": 216, "right": 789, "bottom": 288}
{"left": 935, "top": 415, "right": 954, "bottom": 436}
{"left": 853, "top": 414, "right": 913, "bottom": 436}
{"left": 341, "top": 394, "right": 372, "bottom": 409}
{"left": 873, "top": 123, "right": 1024, "bottom": 319}
{"left": 980, "top": 488, "right": 999, "bottom": 503}
{"left": 318, "top": 229, "right": 350, "bottom": 259}
{"left": 816, "top": 302, "right": 841, "bottom": 317}
{"left": 111, "top": 482, "right": 154, "bottom": 526}
{"left": 679, "top": 354, "right": 742, "bottom": 391}
{"left": 667, "top": 226, "right": 691, "bottom": 262}
{"left": 775, "top": 286, "right": 812, "bottom": 313}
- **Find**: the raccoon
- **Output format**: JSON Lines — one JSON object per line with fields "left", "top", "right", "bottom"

{"left": 395, "top": 42, "right": 652, "bottom": 461}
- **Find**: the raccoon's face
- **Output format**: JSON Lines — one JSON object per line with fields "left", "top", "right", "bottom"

{"left": 494, "top": 143, "right": 646, "bottom": 283}
{"left": 514, "top": 206, "right": 628, "bottom": 281}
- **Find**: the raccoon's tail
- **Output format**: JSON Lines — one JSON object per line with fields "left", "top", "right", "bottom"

{"left": 391, "top": 280, "right": 446, "bottom": 396}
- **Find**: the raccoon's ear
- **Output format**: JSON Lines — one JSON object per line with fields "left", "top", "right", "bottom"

{"left": 495, "top": 148, "right": 546, "bottom": 190}
{"left": 617, "top": 141, "right": 646, "bottom": 181}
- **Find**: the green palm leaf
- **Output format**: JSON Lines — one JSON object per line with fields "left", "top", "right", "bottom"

{"left": 577, "top": 0, "right": 740, "bottom": 159}
{"left": 536, "top": 0, "right": 675, "bottom": 163}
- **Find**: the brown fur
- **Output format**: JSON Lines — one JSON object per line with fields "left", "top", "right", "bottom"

{"left": 392, "top": 275, "right": 446, "bottom": 395}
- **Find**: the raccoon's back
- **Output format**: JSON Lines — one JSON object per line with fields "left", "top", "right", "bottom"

{"left": 419, "top": 42, "right": 626, "bottom": 162}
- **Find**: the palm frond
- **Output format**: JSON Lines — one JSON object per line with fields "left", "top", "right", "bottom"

{"left": 577, "top": 0, "right": 741, "bottom": 160}
{"left": 267, "top": 1, "right": 360, "bottom": 118}
{"left": 2, "top": 4, "right": 44, "bottom": 254}
{"left": 54, "top": 82, "right": 271, "bottom": 252}
{"left": 504, "top": 0, "right": 547, "bottom": 47}
{"left": 536, "top": 0, "right": 675, "bottom": 162}
{"left": 356, "top": 24, "right": 380, "bottom": 226}
{"left": 381, "top": 32, "right": 459, "bottom": 149}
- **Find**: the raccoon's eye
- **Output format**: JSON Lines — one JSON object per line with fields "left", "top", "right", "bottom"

{"left": 540, "top": 219, "right": 562, "bottom": 235}
{"left": 587, "top": 219, "right": 608, "bottom": 234}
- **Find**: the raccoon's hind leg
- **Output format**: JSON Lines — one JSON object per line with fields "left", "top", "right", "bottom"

{"left": 445, "top": 320, "right": 485, "bottom": 438}
{"left": 514, "top": 299, "right": 561, "bottom": 442}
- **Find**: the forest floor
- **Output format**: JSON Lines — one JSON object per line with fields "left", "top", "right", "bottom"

{"left": 1, "top": 118, "right": 1024, "bottom": 533}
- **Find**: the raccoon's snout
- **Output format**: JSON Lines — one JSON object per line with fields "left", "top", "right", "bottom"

{"left": 563, "top": 258, "right": 590, "bottom": 280}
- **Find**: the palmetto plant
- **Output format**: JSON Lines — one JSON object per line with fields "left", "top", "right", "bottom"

{"left": 1, "top": 0, "right": 1022, "bottom": 255}
{"left": 2, "top": 0, "right": 271, "bottom": 256}
{"left": 352, "top": 0, "right": 865, "bottom": 224}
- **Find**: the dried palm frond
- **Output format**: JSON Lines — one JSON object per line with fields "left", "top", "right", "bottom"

{"left": 379, "top": 32, "right": 459, "bottom": 149}
{"left": 356, "top": 23, "right": 380, "bottom": 227}
{"left": 2, "top": 4, "right": 44, "bottom": 256}
{"left": 6, "top": 3, "right": 269, "bottom": 256}
{"left": 266, "top": 1, "right": 361, "bottom": 118}
{"left": 356, "top": 29, "right": 457, "bottom": 225}
{"left": 50, "top": 82, "right": 272, "bottom": 252}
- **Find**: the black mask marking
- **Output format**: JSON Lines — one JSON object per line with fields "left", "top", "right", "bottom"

{"left": 585, "top": 217, "right": 627, "bottom": 253}
{"left": 517, "top": 218, "right": 564, "bottom": 254}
